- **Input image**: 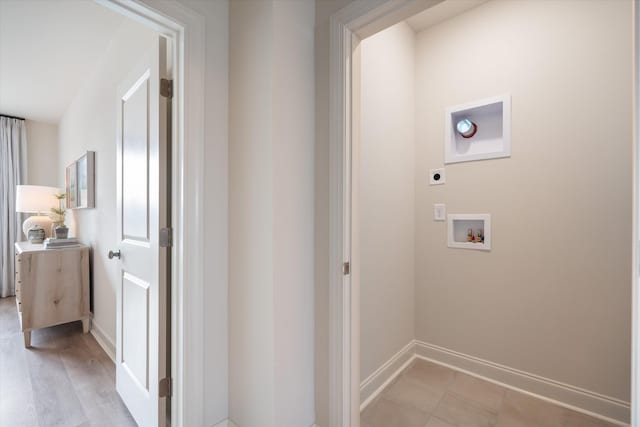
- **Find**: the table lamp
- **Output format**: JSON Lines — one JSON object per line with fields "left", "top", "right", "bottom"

{"left": 15, "top": 185, "right": 59, "bottom": 239}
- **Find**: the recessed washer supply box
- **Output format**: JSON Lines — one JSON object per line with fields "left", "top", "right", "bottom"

{"left": 445, "top": 94, "right": 511, "bottom": 164}
{"left": 447, "top": 214, "right": 491, "bottom": 251}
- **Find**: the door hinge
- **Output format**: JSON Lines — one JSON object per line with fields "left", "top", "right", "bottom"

{"left": 342, "top": 261, "right": 350, "bottom": 276}
{"left": 159, "top": 377, "right": 172, "bottom": 398}
{"left": 160, "top": 227, "right": 173, "bottom": 248}
{"left": 160, "top": 78, "right": 173, "bottom": 98}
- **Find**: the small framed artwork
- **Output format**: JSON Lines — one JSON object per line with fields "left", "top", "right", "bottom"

{"left": 66, "top": 151, "right": 95, "bottom": 209}
{"left": 76, "top": 151, "right": 95, "bottom": 208}
{"left": 66, "top": 163, "right": 77, "bottom": 209}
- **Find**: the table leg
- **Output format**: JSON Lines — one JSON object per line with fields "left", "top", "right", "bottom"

{"left": 82, "top": 318, "right": 90, "bottom": 334}
{"left": 23, "top": 330, "right": 31, "bottom": 348}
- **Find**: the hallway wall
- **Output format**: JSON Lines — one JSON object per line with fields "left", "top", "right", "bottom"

{"left": 229, "top": 0, "right": 315, "bottom": 425}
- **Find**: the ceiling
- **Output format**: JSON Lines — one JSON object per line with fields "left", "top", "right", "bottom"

{"left": 0, "top": 0, "right": 493, "bottom": 124}
{"left": 0, "top": 0, "right": 126, "bottom": 124}
{"left": 406, "top": 0, "right": 490, "bottom": 32}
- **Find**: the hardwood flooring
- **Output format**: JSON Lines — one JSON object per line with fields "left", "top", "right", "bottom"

{"left": 0, "top": 297, "right": 136, "bottom": 427}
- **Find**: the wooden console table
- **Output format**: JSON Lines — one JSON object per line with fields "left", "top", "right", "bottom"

{"left": 14, "top": 241, "right": 90, "bottom": 347}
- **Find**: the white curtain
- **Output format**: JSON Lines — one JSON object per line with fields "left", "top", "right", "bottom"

{"left": 0, "top": 117, "right": 27, "bottom": 297}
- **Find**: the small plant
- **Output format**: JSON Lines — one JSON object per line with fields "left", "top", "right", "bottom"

{"left": 49, "top": 193, "right": 66, "bottom": 225}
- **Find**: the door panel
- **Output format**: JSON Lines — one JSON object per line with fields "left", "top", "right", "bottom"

{"left": 122, "top": 74, "right": 150, "bottom": 241}
{"left": 122, "top": 272, "right": 150, "bottom": 390}
{"left": 115, "top": 35, "right": 168, "bottom": 427}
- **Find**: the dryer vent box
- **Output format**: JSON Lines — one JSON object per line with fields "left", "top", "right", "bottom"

{"left": 445, "top": 94, "right": 511, "bottom": 164}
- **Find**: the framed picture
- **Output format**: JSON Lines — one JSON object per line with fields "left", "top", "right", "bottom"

{"left": 66, "top": 151, "right": 95, "bottom": 209}
{"left": 66, "top": 163, "right": 77, "bottom": 209}
{"left": 76, "top": 151, "right": 95, "bottom": 208}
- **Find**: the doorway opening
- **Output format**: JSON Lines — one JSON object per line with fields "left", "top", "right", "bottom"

{"left": 97, "top": 1, "right": 207, "bottom": 425}
{"left": 0, "top": 0, "right": 207, "bottom": 425}
{"left": 329, "top": 1, "right": 636, "bottom": 426}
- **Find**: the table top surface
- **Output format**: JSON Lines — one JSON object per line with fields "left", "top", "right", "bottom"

{"left": 15, "top": 241, "right": 89, "bottom": 254}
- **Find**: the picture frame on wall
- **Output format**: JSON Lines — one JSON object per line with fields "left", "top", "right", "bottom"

{"left": 66, "top": 151, "right": 95, "bottom": 209}
{"left": 76, "top": 151, "right": 95, "bottom": 208}
{"left": 66, "top": 163, "right": 77, "bottom": 209}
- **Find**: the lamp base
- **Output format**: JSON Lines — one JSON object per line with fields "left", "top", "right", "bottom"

{"left": 23, "top": 215, "right": 53, "bottom": 240}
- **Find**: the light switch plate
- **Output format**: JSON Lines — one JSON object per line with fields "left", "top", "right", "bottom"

{"left": 434, "top": 204, "right": 446, "bottom": 221}
{"left": 429, "top": 168, "right": 445, "bottom": 185}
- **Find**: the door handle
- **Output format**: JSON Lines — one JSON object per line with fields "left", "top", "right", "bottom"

{"left": 108, "top": 250, "right": 121, "bottom": 260}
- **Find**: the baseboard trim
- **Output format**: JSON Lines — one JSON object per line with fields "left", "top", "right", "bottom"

{"left": 359, "top": 339, "right": 630, "bottom": 425}
{"left": 360, "top": 340, "right": 415, "bottom": 410}
{"left": 414, "top": 340, "right": 630, "bottom": 426}
{"left": 89, "top": 315, "right": 116, "bottom": 363}
{"left": 211, "top": 418, "right": 238, "bottom": 427}
{"left": 212, "top": 418, "right": 315, "bottom": 427}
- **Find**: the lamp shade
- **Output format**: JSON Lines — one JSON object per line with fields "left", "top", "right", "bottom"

{"left": 15, "top": 185, "right": 59, "bottom": 214}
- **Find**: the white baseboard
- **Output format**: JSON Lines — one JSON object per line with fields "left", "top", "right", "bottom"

{"left": 88, "top": 315, "right": 116, "bottom": 363}
{"left": 211, "top": 418, "right": 238, "bottom": 427}
{"left": 414, "top": 340, "right": 629, "bottom": 426}
{"left": 212, "top": 419, "right": 315, "bottom": 427}
{"left": 359, "top": 339, "right": 630, "bottom": 425}
{"left": 360, "top": 340, "right": 415, "bottom": 410}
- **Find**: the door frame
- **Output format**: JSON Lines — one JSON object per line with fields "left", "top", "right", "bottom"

{"left": 329, "top": 0, "right": 640, "bottom": 425}
{"left": 633, "top": 1, "right": 639, "bottom": 425}
{"left": 96, "top": 1, "right": 206, "bottom": 425}
{"left": 328, "top": 1, "right": 443, "bottom": 424}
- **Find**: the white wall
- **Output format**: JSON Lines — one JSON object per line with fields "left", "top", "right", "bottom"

{"left": 25, "top": 119, "right": 58, "bottom": 186}
{"left": 414, "top": 0, "right": 631, "bottom": 402}
{"left": 229, "top": 0, "right": 276, "bottom": 424}
{"left": 359, "top": 22, "right": 416, "bottom": 381}
{"left": 229, "top": 0, "right": 315, "bottom": 426}
{"left": 272, "top": 1, "right": 315, "bottom": 425}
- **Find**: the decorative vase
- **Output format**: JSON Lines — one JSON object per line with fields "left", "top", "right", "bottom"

{"left": 27, "top": 225, "right": 46, "bottom": 244}
{"left": 54, "top": 225, "right": 69, "bottom": 239}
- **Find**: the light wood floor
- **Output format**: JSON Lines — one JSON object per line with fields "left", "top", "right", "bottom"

{"left": 0, "top": 297, "right": 136, "bottom": 427}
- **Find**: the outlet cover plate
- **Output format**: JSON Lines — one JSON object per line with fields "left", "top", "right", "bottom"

{"left": 429, "top": 168, "right": 446, "bottom": 185}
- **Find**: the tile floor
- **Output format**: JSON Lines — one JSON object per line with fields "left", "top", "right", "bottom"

{"left": 361, "top": 358, "right": 620, "bottom": 427}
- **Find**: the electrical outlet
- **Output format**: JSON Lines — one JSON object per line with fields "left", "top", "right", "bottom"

{"left": 429, "top": 168, "right": 445, "bottom": 185}
{"left": 434, "top": 204, "right": 446, "bottom": 221}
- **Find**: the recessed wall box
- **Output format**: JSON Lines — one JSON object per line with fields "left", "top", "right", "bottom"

{"left": 429, "top": 168, "right": 445, "bottom": 185}
{"left": 445, "top": 94, "right": 511, "bottom": 164}
{"left": 447, "top": 214, "right": 491, "bottom": 251}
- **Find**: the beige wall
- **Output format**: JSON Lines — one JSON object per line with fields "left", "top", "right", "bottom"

{"left": 229, "top": 1, "right": 315, "bottom": 425}
{"left": 359, "top": 22, "right": 416, "bottom": 381}
{"left": 414, "top": 0, "right": 632, "bottom": 401}
{"left": 25, "top": 119, "right": 58, "bottom": 186}
{"left": 229, "top": 1, "right": 276, "bottom": 424}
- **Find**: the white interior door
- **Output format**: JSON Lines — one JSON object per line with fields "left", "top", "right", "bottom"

{"left": 114, "top": 35, "right": 169, "bottom": 427}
